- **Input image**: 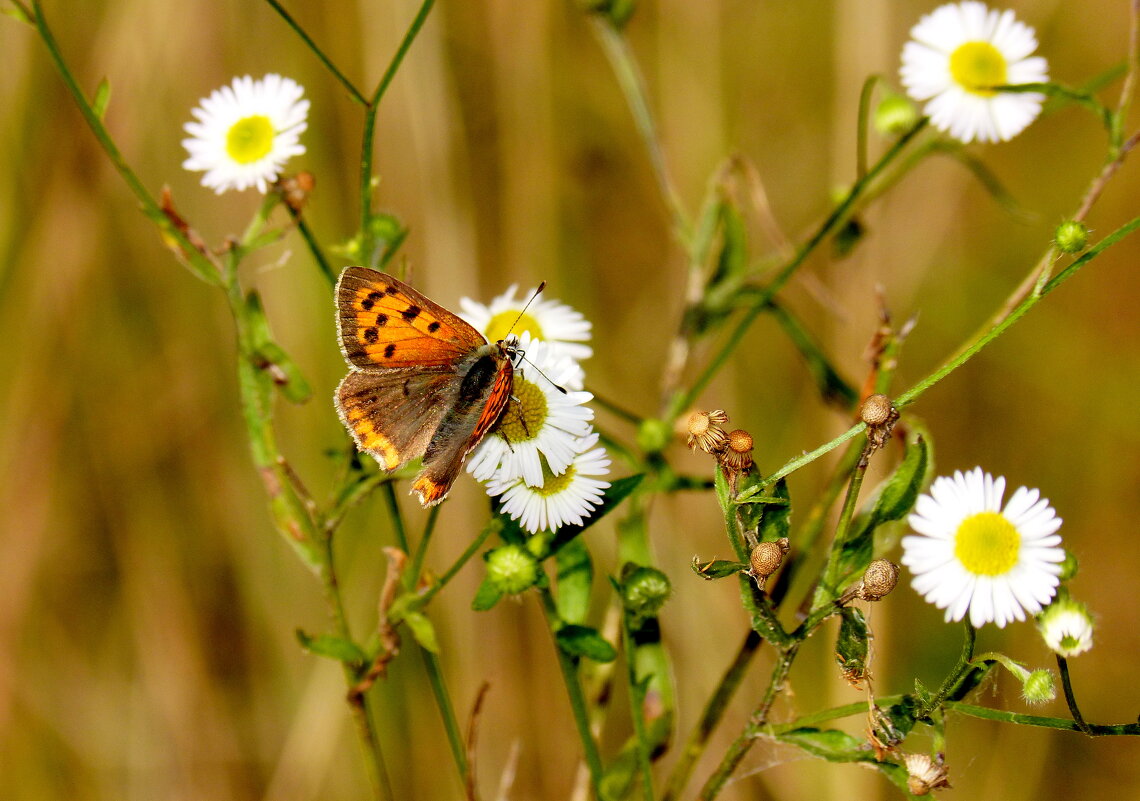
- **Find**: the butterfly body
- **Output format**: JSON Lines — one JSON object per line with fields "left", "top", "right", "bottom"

{"left": 335, "top": 267, "right": 515, "bottom": 506}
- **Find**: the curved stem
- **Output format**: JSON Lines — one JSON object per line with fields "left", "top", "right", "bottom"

{"left": 264, "top": 0, "right": 368, "bottom": 106}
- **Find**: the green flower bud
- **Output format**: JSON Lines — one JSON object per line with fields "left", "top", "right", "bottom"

{"left": 621, "top": 565, "right": 672, "bottom": 619}
{"left": 1038, "top": 596, "right": 1095, "bottom": 657}
{"left": 1057, "top": 549, "right": 1079, "bottom": 582}
{"left": 874, "top": 91, "right": 920, "bottom": 137}
{"left": 636, "top": 418, "right": 671, "bottom": 454}
{"left": 485, "top": 544, "right": 539, "bottom": 595}
{"left": 1054, "top": 220, "right": 1089, "bottom": 254}
{"left": 1020, "top": 669, "right": 1056, "bottom": 705}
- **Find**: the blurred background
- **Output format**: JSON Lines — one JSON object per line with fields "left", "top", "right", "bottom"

{"left": 3, "top": 0, "right": 1140, "bottom": 799}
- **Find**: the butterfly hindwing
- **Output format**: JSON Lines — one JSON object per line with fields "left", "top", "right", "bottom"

{"left": 336, "top": 368, "right": 458, "bottom": 471}
{"left": 337, "top": 267, "right": 487, "bottom": 370}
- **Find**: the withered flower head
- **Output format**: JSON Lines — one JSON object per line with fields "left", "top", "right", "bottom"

{"left": 720, "top": 428, "right": 755, "bottom": 473}
{"left": 687, "top": 409, "right": 729, "bottom": 454}
{"left": 904, "top": 753, "right": 951, "bottom": 796}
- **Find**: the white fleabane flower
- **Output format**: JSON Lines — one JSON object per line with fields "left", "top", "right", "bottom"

{"left": 466, "top": 334, "right": 593, "bottom": 487}
{"left": 900, "top": 2, "right": 1048, "bottom": 143}
{"left": 182, "top": 74, "right": 309, "bottom": 194}
{"left": 1037, "top": 597, "right": 1094, "bottom": 657}
{"left": 487, "top": 433, "right": 611, "bottom": 533}
{"left": 460, "top": 284, "right": 592, "bottom": 363}
{"left": 902, "top": 467, "right": 1064, "bottom": 628}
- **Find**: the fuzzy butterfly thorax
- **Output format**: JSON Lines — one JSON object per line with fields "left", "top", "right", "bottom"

{"left": 334, "top": 267, "right": 515, "bottom": 507}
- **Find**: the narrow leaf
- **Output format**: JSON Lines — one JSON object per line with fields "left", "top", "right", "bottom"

{"left": 555, "top": 538, "right": 593, "bottom": 624}
{"left": 295, "top": 629, "right": 367, "bottom": 664}
{"left": 691, "top": 558, "right": 748, "bottom": 580}
{"left": 92, "top": 78, "right": 111, "bottom": 120}
{"left": 777, "top": 727, "right": 865, "bottom": 760}
{"left": 555, "top": 624, "right": 617, "bottom": 662}
{"left": 835, "top": 607, "right": 869, "bottom": 685}
{"left": 403, "top": 610, "right": 440, "bottom": 653}
{"left": 471, "top": 577, "right": 503, "bottom": 611}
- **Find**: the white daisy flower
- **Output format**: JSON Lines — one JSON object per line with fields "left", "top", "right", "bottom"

{"left": 902, "top": 467, "right": 1065, "bottom": 628}
{"left": 467, "top": 334, "right": 593, "bottom": 487}
{"left": 182, "top": 74, "right": 309, "bottom": 194}
{"left": 900, "top": 2, "right": 1049, "bottom": 143}
{"left": 486, "top": 433, "right": 611, "bottom": 533}
{"left": 1037, "top": 597, "right": 1094, "bottom": 657}
{"left": 460, "top": 284, "right": 593, "bottom": 363}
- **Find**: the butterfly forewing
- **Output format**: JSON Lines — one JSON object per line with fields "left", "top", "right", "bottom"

{"left": 337, "top": 267, "right": 487, "bottom": 370}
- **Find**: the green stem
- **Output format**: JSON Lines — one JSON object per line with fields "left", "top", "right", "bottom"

{"left": 407, "top": 517, "right": 499, "bottom": 613}
{"left": 408, "top": 505, "right": 441, "bottom": 588}
{"left": 359, "top": 0, "right": 436, "bottom": 266}
{"left": 288, "top": 204, "right": 338, "bottom": 286}
{"left": 539, "top": 585, "right": 605, "bottom": 795}
{"left": 264, "top": 0, "right": 368, "bottom": 106}
{"left": 666, "top": 118, "right": 929, "bottom": 421}
{"left": 419, "top": 646, "right": 469, "bottom": 781}
{"left": 944, "top": 701, "right": 1140, "bottom": 736}
{"left": 589, "top": 17, "right": 690, "bottom": 241}
{"left": 621, "top": 616, "right": 654, "bottom": 801}
{"left": 812, "top": 455, "right": 869, "bottom": 608}
{"left": 916, "top": 621, "right": 976, "bottom": 719}
{"left": 855, "top": 74, "right": 882, "bottom": 180}
{"left": 1056, "top": 655, "right": 1094, "bottom": 735}
{"left": 661, "top": 630, "right": 762, "bottom": 801}
{"left": 27, "top": 0, "right": 221, "bottom": 286}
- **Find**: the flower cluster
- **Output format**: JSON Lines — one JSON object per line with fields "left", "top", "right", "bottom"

{"left": 460, "top": 288, "right": 610, "bottom": 533}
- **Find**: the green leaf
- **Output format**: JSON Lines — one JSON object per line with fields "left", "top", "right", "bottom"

{"left": 555, "top": 538, "right": 593, "bottom": 624}
{"left": 770, "top": 303, "right": 858, "bottom": 410}
{"left": 776, "top": 727, "right": 865, "bottom": 761}
{"left": 555, "top": 624, "right": 617, "bottom": 662}
{"left": 92, "top": 78, "right": 111, "bottom": 121}
{"left": 295, "top": 629, "right": 366, "bottom": 664}
{"left": 403, "top": 610, "right": 440, "bottom": 653}
{"left": 756, "top": 478, "right": 791, "bottom": 542}
{"left": 870, "top": 432, "right": 928, "bottom": 523}
{"left": 548, "top": 474, "right": 643, "bottom": 554}
{"left": 691, "top": 558, "right": 748, "bottom": 580}
{"left": 471, "top": 577, "right": 503, "bottom": 611}
{"left": 835, "top": 607, "right": 869, "bottom": 684}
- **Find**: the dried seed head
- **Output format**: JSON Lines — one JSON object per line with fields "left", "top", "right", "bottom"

{"left": 860, "top": 394, "right": 894, "bottom": 426}
{"left": 720, "top": 429, "right": 755, "bottom": 472}
{"left": 686, "top": 409, "right": 730, "bottom": 454}
{"left": 904, "top": 753, "right": 951, "bottom": 796}
{"left": 749, "top": 538, "right": 790, "bottom": 581}
{"left": 859, "top": 558, "right": 901, "bottom": 601}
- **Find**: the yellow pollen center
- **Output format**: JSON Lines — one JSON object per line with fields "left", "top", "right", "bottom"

{"left": 226, "top": 115, "right": 275, "bottom": 164}
{"left": 486, "top": 310, "right": 542, "bottom": 343}
{"left": 953, "top": 511, "right": 1020, "bottom": 575}
{"left": 536, "top": 457, "right": 576, "bottom": 497}
{"left": 949, "top": 41, "right": 1008, "bottom": 96}
{"left": 496, "top": 377, "right": 547, "bottom": 443}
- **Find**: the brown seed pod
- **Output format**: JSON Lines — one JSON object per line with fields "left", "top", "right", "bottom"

{"left": 720, "top": 429, "right": 755, "bottom": 472}
{"left": 860, "top": 393, "right": 894, "bottom": 426}
{"left": 859, "top": 558, "right": 901, "bottom": 601}
{"left": 749, "top": 538, "right": 789, "bottom": 581}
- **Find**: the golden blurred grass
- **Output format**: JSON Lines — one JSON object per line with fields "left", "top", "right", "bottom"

{"left": 3, "top": 1, "right": 1140, "bottom": 799}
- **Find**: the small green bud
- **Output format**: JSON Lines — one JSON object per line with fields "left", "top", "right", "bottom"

{"left": 1038, "top": 596, "right": 1095, "bottom": 657}
{"left": 1057, "top": 549, "right": 1079, "bottom": 581}
{"left": 485, "top": 544, "right": 539, "bottom": 595}
{"left": 874, "top": 91, "right": 920, "bottom": 137}
{"left": 637, "top": 418, "right": 671, "bottom": 454}
{"left": 1020, "top": 669, "right": 1056, "bottom": 705}
{"left": 1054, "top": 220, "right": 1088, "bottom": 254}
{"left": 621, "top": 565, "right": 672, "bottom": 619}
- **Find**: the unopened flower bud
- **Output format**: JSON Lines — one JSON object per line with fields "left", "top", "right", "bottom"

{"left": 621, "top": 565, "right": 672, "bottom": 619}
{"left": 874, "top": 91, "right": 920, "bottom": 137}
{"left": 1021, "top": 668, "right": 1056, "bottom": 705}
{"left": 1054, "top": 220, "right": 1089, "bottom": 254}
{"left": 859, "top": 558, "right": 900, "bottom": 601}
{"left": 485, "top": 544, "right": 539, "bottom": 595}
{"left": 1057, "top": 550, "right": 1079, "bottom": 582}
{"left": 860, "top": 394, "right": 894, "bottom": 426}
{"left": 749, "top": 538, "right": 790, "bottom": 582}
{"left": 637, "top": 418, "right": 671, "bottom": 453}
{"left": 1037, "top": 597, "right": 1094, "bottom": 657}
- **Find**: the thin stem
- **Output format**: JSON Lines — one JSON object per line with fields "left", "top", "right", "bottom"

{"left": 264, "top": 0, "right": 368, "bottom": 106}
{"left": 287, "top": 204, "right": 338, "bottom": 286}
{"left": 409, "top": 505, "right": 441, "bottom": 588}
{"left": 855, "top": 75, "right": 881, "bottom": 180}
{"left": 382, "top": 482, "right": 411, "bottom": 555}
{"left": 661, "top": 630, "right": 763, "bottom": 801}
{"left": 1056, "top": 655, "right": 1094, "bottom": 735}
{"left": 539, "top": 586, "right": 605, "bottom": 796}
{"left": 408, "top": 518, "right": 499, "bottom": 612}
{"left": 359, "top": 0, "right": 436, "bottom": 264}
{"left": 944, "top": 701, "right": 1140, "bottom": 736}
{"left": 589, "top": 18, "right": 690, "bottom": 240}
{"left": 916, "top": 621, "right": 976, "bottom": 719}
{"left": 621, "top": 616, "right": 654, "bottom": 801}
{"left": 812, "top": 454, "right": 870, "bottom": 608}
{"left": 420, "top": 646, "right": 470, "bottom": 782}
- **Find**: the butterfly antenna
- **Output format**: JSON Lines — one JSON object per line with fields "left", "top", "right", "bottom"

{"left": 519, "top": 352, "right": 568, "bottom": 395}
{"left": 506, "top": 281, "right": 547, "bottom": 336}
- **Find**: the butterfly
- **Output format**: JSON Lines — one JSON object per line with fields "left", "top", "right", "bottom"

{"left": 334, "top": 267, "right": 517, "bottom": 507}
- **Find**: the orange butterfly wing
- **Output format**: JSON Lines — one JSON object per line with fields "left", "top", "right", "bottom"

{"left": 336, "top": 267, "right": 487, "bottom": 370}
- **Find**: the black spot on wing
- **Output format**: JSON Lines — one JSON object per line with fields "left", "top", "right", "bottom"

{"left": 361, "top": 291, "right": 383, "bottom": 311}
{"left": 427, "top": 321, "right": 441, "bottom": 333}
{"left": 401, "top": 305, "right": 421, "bottom": 322}
{"left": 376, "top": 313, "right": 388, "bottom": 327}
{"left": 364, "top": 328, "right": 379, "bottom": 344}
{"left": 384, "top": 343, "right": 397, "bottom": 358}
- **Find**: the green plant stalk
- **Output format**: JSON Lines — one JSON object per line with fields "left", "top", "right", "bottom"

{"left": 697, "top": 643, "right": 800, "bottom": 801}
{"left": 264, "top": 0, "right": 368, "bottom": 106}
{"left": 589, "top": 17, "right": 690, "bottom": 241}
{"left": 944, "top": 701, "right": 1140, "bottom": 736}
{"left": 812, "top": 455, "right": 870, "bottom": 609}
{"left": 661, "top": 630, "right": 763, "bottom": 801}
{"left": 915, "top": 621, "right": 977, "bottom": 719}
{"left": 359, "top": 0, "right": 436, "bottom": 266}
{"left": 621, "top": 615, "right": 655, "bottom": 801}
{"left": 855, "top": 74, "right": 883, "bottom": 180}
{"left": 287, "top": 204, "right": 338, "bottom": 286}
{"left": 665, "top": 118, "right": 929, "bottom": 422}
{"left": 1056, "top": 655, "right": 1093, "bottom": 735}
{"left": 539, "top": 585, "right": 605, "bottom": 796}
{"left": 404, "top": 517, "right": 499, "bottom": 613}
{"left": 26, "top": 0, "right": 222, "bottom": 286}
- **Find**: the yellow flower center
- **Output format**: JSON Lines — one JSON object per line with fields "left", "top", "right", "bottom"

{"left": 486, "top": 310, "right": 542, "bottom": 343}
{"left": 536, "top": 456, "right": 576, "bottom": 497}
{"left": 949, "top": 41, "right": 1008, "bottom": 97}
{"left": 496, "top": 376, "right": 547, "bottom": 443}
{"left": 954, "top": 511, "right": 1020, "bottom": 575}
{"left": 226, "top": 115, "right": 275, "bottom": 164}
